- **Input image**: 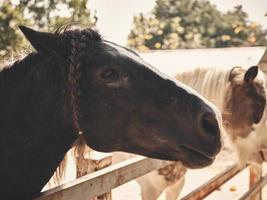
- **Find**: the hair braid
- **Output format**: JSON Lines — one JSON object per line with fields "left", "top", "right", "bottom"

{"left": 68, "top": 32, "right": 86, "bottom": 134}
{"left": 68, "top": 30, "right": 92, "bottom": 178}
{"left": 47, "top": 26, "right": 103, "bottom": 186}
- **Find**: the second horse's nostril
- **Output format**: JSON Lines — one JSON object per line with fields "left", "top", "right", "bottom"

{"left": 199, "top": 112, "right": 219, "bottom": 140}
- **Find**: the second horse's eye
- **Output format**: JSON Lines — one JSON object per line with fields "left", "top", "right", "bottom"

{"left": 100, "top": 68, "right": 120, "bottom": 83}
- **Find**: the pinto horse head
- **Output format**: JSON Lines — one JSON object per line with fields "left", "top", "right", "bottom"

{"left": 223, "top": 66, "right": 266, "bottom": 139}
{"left": 223, "top": 66, "right": 267, "bottom": 165}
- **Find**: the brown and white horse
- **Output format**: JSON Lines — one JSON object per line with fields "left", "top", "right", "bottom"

{"left": 177, "top": 66, "right": 267, "bottom": 165}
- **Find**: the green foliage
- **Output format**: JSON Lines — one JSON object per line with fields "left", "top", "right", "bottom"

{"left": 127, "top": 0, "right": 267, "bottom": 50}
{"left": 0, "top": 1, "right": 29, "bottom": 55}
{"left": 0, "top": 0, "right": 97, "bottom": 56}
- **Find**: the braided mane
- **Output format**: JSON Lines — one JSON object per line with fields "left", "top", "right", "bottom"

{"left": 55, "top": 24, "right": 101, "bottom": 134}
{"left": 46, "top": 25, "right": 102, "bottom": 187}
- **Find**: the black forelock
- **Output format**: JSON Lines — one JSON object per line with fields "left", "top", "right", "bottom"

{"left": 54, "top": 23, "right": 102, "bottom": 43}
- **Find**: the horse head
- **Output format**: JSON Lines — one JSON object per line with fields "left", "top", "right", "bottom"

{"left": 19, "top": 25, "right": 222, "bottom": 168}
{"left": 223, "top": 66, "right": 267, "bottom": 165}
{"left": 223, "top": 66, "right": 266, "bottom": 138}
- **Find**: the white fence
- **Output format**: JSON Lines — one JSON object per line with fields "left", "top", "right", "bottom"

{"left": 35, "top": 157, "right": 267, "bottom": 200}
{"left": 36, "top": 156, "right": 170, "bottom": 200}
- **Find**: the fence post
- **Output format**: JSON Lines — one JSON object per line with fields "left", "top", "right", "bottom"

{"left": 76, "top": 150, "right": 112, "bottom": 200}
{"left": 249, "top": 164, "right": 263, "bottom": 200}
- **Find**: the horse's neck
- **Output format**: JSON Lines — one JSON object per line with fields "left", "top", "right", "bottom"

{"left": 176, "top": 67, "right": 230, "bottom": 111}
{"left": 233, "top": 107, "right": 267, "bottom": 166}
{"left": 0, "top": 54, "right": 76, "bottom": 199}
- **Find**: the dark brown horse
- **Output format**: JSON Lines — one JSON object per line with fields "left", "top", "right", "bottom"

{"left": 0, "top": 25, "right": 222, "bottom": 199}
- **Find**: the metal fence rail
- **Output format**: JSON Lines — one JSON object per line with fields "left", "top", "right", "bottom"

{"left": 240, "top": 173, "right": 267, "bottom": 200}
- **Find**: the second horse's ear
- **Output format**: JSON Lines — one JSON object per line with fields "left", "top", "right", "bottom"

{"left": 244, "top": 66, "right": 258, "bottom": 83}
{"left": 19, "top": 26, "right": 60, "bottom": 55}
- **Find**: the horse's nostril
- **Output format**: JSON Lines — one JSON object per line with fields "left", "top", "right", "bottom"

{"left": 198, "top": 112, "right": 219, "bottom": 141}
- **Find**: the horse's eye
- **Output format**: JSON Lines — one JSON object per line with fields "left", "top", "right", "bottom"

{"left": 100, "top": 69, "right": 120, "bottom": 82}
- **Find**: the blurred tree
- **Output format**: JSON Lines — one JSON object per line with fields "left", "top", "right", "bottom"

{"left": 0, "top": 0, "right": 97, "bottom": 56}
{"left": 0, "top": 1, "right": 29, "bottom": 56}
{"left": 127, "top": 0, "right": 267, "bottom": 50}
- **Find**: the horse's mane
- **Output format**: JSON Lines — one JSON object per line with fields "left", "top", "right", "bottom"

{"left": 39, "top": 24, "right": 102, "bottom": 188}
{"left": 175, "top": 66, "right": 232, "bottom": 110}
{"left": 52, "top": 24, "right": 101, "bottom": 187}
{"left": 55, "top": 23, "right": 101, "bottom": 38}
{"left": 45, "top": 136, "right": 88, "bottom": 188}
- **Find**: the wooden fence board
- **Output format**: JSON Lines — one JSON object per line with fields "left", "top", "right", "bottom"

{"left": 239, "top": 173, "right": 267, "bottom": 200}
{"left": 181, "top": 164, "right": 243, "bottom": 200}
{"left": 35, "top": 156, "right": 170, "bottom": 200}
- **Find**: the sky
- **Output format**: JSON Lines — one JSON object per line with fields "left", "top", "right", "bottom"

{"left": 89, "top": 0, "right": 267, "bottom": 45}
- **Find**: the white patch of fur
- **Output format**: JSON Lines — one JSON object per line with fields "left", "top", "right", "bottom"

{"left": 233, "top": 132, "right": 261, "bottom": 167}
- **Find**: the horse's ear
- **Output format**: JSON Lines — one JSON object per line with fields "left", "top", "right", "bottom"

{"left": 244, "top": 66, "right": 258, "bottom": 83}
{"left": 19, "top": 26, "right": 59, "bottom": 55}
